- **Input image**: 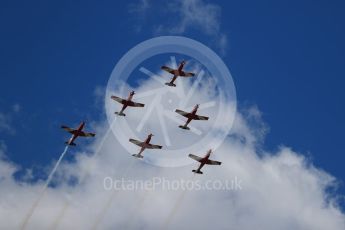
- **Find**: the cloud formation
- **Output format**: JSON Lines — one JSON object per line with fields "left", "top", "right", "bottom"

{"left": 0, "top": 112, "right": 13, "bottom": 134}
{"left": 0, "top": 74, "right": 344, "bottom": 230}
{"left": 129, "top": 0, "right": 228, "bottom": 55}
{"left": 0, "top": 103, "right": 20, "bottom": 135}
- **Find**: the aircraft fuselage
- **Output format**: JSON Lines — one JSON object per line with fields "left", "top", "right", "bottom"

{"left": 172, "top": 62, "right": 186, "bottom": 77}
{"left": 67, "top": 122, "right": 85, "bottom": 145}
{"left": 195, "top": 150, "right": 212, "bottom": 172}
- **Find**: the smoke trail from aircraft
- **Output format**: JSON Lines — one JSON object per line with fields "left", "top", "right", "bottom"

{"left": 20, "top": 145, "right": 69, "bottom": 230}
{"left": 50, "top": 119, "right": 117, "bottom": 229}
{"left": 90, "top": 159, "right": 136, "bottom": 230}
{"left": 162, "top": 173, "right": 196, "bottom": 229}
{"left": 124, "top": 190, "right": 151, "bottom": 229}
{"left": 50, "top": 200, "right": 69, "bottom": 230}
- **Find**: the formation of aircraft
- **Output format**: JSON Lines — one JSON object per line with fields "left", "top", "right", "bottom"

{"left": 60, "top": 59, "right": 221, "bottom": 174}
{"left": 189, "top": 149, "right": 222, "bottom": 174}
{"left": 61, "top": 121, "right": 95, "bottom": 146}
{"left": 129, "top": 133, "right": 162, "bottom": 158}
{"left": 111, "top": 91, "right": 145, "bottom": 116}
{"left": 161, "top": 60, "right": 195, "bottom": 87}
{"left": 175, "top": 104, "right": 209, "bottom": 130}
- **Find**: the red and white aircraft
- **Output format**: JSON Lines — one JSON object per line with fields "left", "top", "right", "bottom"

{"left": 161, "top": 60, "right": 195, "bottom": 87}
{"left": 175, "top": 104, "right": 209, "bottom": 130}
{"left": 61, "top": 121, "right": 95, "bottom": 146}
{"left": 111, "top": 91, "right": 145, "bottom": 116}
{"left": 189, "top": 149, "right": 221, "bottom": 174}
{"left": 129, "top": 133, "right": 162, "bottom": 158}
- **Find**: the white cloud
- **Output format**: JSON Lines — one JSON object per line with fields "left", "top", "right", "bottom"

{"left": 0, "top": 112, "right": 15, "bottom": 135}
{"left": 0, "top": 103, "right": 21, "bottom": 135}
{"left": 0, "top": 142, "right": 16, "bottom": 179}
{"left": 0, "top": 75, "right": 344, "bottom": 230}
{"left": 12, "top": 103, "right": 21, "bottom": 113}
{"left": 130, "top": 0, "right": 228, "bottom": 55}
{"left": 128, "top": 0, "right": 150, "bottom": 13}
{"left": 154, "top": 0, "right": 221, "bottom": 34}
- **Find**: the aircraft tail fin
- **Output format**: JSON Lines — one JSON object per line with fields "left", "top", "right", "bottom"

{"left": 132, "top": 154, "right": 144, "bottom": 159}
{"left": 115, "top": 111, "right": 126, "bottom": 116}
{"left": 65, "top": 142, "right": 76, "bottom": 146}
{"left": 165, "top": 82, "right": 176, "bottom": 87}
{"left": 192, "top": 169, "right": 203, "bottom": 174}
{"left": 178, "top": 125, "right": 190, "bottom": 130}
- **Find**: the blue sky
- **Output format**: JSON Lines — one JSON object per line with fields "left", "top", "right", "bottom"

{"left": 1, "top": 1, "right": 345, "bottom": 229}
{"left": 1, "top": 0, "right": 345, "bottom": 209}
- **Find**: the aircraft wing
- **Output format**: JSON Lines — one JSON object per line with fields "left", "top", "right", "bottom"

{"left": 188, "top": 154, "right": 203, "bottom": 162}
{"left": 61, "top": 126, "right": 75, "bottom": 134}
{"left": 205, "top": 159, "right": 222, "bottom": 165}
{"left": 129, "top": 138, "right": 143, "bottom": 147}
{"left": 111, "top": 95, "right": 126, "bottom": 104}
{"left": 79, "top": 132, "right": 96, "bottom": 137}
{"left": 161, "top": 66, "right": 175, "bottom": 74}
{"left": 180, "top": 71, "right": 195, "bottom": 77}
{"left": 193, "top": 115, "right": 209, "bottom": 120}
{"left": 128, "top": 101, "right": 145, "bottom": 107}
{"left": 146, "top": 144, "right": 163, "bottom": 149}
{"left": 175, "top": 109, "right": 190, "bottom": 118}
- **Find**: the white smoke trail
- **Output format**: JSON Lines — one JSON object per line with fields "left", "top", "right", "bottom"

{"left": 50, "top": 200, "right": 69, "bottom": 230}
{"left": 124, "top": 190, "right": 151, "bottom": 229}
{"left": 50, "top": 119, "right": 117, "bottom": 229}
{"left": 90, "top": 159, "right": 136, "bottom": 230}
{"left": 162, "top": 173, "right": 196, "bottom": 229}
{"left": 19, "top": 145, "right": 69, "bottom": 230}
